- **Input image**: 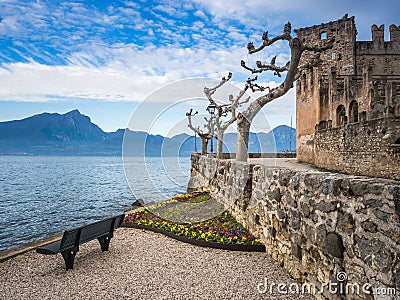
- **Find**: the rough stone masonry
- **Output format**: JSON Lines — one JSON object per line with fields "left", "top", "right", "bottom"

{"left": 189, "top": 153, "right": 400, "bottom": 300}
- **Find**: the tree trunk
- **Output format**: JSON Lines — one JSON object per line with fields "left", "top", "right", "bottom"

{"left": 236, "top": 116, "right": 251, "bottom": 162}
{"left": 201, "top": 137, "right": 208, "bottom": 155}
{"left": 217, "top": 131, "right": 224, "bottom": 159}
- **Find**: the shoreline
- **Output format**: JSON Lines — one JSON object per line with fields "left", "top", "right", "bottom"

{"left": 0, "top": 232, "right": 63, "bottom": 263}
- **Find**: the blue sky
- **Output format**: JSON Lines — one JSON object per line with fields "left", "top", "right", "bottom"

{"left": 0, "top": 0, "right": 399, "bottom": 135}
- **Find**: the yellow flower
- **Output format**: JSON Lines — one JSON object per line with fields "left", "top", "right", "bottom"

{"left": 201, "top": 233, "right": 206, "bottom": 239}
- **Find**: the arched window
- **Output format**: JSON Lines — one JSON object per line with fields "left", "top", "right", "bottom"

{"left": 320, "top": 31, "right": 327, "bottom": 40}
{"left": 349, "top": 100, "right": 359, "bottom": 123}
{"left": 336, "top": 105, "right": 346, "bottom": 126}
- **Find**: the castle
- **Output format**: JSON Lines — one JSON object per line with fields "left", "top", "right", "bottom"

{"left": 295, "top": 15, "right": 400, "bottom": 180}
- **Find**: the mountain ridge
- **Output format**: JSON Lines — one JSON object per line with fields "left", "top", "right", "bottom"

{"left": 0, "top": 110, "right": 296, "bottom": 156}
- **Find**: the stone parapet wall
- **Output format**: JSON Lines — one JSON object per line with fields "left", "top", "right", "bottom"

{"left": 189, "top": 153, "right": 400, "bottom": 299}
{"left": 314, "top": 117, "right": 400, "bottom": 181}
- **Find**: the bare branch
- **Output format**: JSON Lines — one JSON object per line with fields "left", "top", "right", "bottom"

{"left": 186, "top": 109, "right": 202, "bottom": 135}
{"left": 246, "top": 22, "right": 293, "bottom": 54}
{"left": 241, "top": 59, "right": 290, "bottom": 75}
{"left": 246, "top": 76, "right": 270, "bottom": 93}
{"left": 203, "top": 72, "right": 233, "bottom": 105}
{"left": 185, "top": 108, "right": 198, "bottom": 117}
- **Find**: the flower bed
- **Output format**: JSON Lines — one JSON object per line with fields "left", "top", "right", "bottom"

{"left": 123, "top": 192, "right": 265, "bottom": 252}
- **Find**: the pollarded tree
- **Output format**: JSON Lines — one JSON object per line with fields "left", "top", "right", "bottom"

{"left": 236, "top": 22, "right": 333, "bottom": 161}
{"left": 203, "top": 72, "right": 252, "bottom": 159}
{"left": 186, "top": 109, "right": 214, "bottom": 155}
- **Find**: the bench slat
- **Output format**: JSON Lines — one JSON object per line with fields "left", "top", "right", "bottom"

{"left": 79, "top": 219, "right": 113, "bottom": 244}
{"left": 36, "top": 240, "right": 62, "bottom": 255}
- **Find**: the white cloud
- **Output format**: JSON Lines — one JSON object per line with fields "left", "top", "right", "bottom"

{"left": 0, "top": 44, "right": 249, "bottom": 103}
{"left": 192, "top": 0, "right": 400, "bottom": 39}
{"left": 193, "top": 9, "right": 208, "bottom": 20}
{"left": 153, "top": 4, "right": 176, "bottom": 16}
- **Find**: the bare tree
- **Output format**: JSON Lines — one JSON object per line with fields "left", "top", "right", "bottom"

{"left": 203, "top": 72, "right": 251, "bottom": 158}
{"left": 236, "top": 21, "right": 333, "bottom": 161}
{"left": 186, "top": 109, "right": 214, "bottom": 155}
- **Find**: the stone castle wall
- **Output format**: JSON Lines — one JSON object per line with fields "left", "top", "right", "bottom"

{"left": 314, "top": 117, "right": 400, "bottom": 180}
{"left": 295, "top": 16, "right": 400, "bottom": 180}
{"left": 189, "top": 153, "right": 400, "bottom": 299}
{"left": 356, "top": 24, "right": 400, "bottom": 76}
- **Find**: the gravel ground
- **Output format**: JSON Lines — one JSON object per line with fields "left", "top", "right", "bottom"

{"left": 0, "top": 228, "right": 315, "bottom": 300}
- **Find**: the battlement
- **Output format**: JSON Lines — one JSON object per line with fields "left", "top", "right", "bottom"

{"left": 390, "top": 24, "right": 400, "bottom": 43}
{"left": 371, "top": 24, "right": 385, "bottom": 44}
{"left": 371, "top": 24, "right": 400, "bottom": 48}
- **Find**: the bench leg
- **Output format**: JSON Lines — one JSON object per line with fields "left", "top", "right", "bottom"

{"left": 61, "top": 249, "right": 78, "bottom": 270}
{"left": 98, "top": 236, "right": 111, "bottom": 252}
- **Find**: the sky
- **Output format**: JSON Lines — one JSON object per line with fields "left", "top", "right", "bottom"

{"left": 0, "top": 0, "right": 399, "bottom": 135}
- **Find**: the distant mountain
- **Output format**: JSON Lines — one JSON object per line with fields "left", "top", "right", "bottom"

{"left": 0, "top": 109, "right": 105, "bottom": 142}
{"left": 0, "top": 110, "right": 296, "bottom": 156}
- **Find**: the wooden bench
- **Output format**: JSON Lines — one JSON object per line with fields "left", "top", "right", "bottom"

{"left": 36, "top": 214, "right": 124, "bottom": 270}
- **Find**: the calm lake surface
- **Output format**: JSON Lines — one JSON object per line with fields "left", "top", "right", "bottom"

{"left": 0, "top": 156, "right": 191, "bottom": 251}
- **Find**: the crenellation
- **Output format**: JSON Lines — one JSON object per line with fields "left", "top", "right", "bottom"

{"left": 371, "top": 24, "right": 385, "bottom": 46}
{"left": 390, "top": 24, "right": 400, "bottom": 43}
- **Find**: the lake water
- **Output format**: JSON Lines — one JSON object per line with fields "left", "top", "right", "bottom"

{"left": 0, "top": 156, "right": 191, "bottom": 251}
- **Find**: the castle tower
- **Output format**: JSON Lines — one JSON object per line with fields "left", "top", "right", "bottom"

{"left": 294, "top": 15, "right": 357, "bottom": 163}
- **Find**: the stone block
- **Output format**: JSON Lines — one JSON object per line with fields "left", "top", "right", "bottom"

{"left": 354, "top": 236, "right": 393, "bottom": 273}
{"left": 337, "top": 212, "right": 355, "bottom": 234}
{"left": 300, "top": 202, "right": 311, "bottom": 217}
{"left": 291, "top": 173, "right": 300, "bottom": 190}
{"left": 278, "top": 169, "right": 295, "bottom": 186}
{"left": 292, "top": 244, "right": 303, "bottom": 260}
{"left": 362, "top": 198, "right": 382, "bottom": 208}
{"left": 317, "top": 200, "right": 338, "bottom": 212}
{"left": 276, "top": 208, "right": 286, "bottom": 220}
{"left": 304, "top": 174, "right": 321, "bottom": 188}
{"left": 360, "top": 220, "right": 378, "bottom": 233}
{"left": 373, "top": 208, "right": 392, "bottom": 222}
{"left": 267, "top": 187, "right": 282, "bottom": 202}
{"left": 289, "top": 210, "right": 301, "bottom": 230}
{"left": 325, "top": 232, "right": 344, "bottom": 258}
{"left": 321, "top": 177, "right": 342, "bottom": 196}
